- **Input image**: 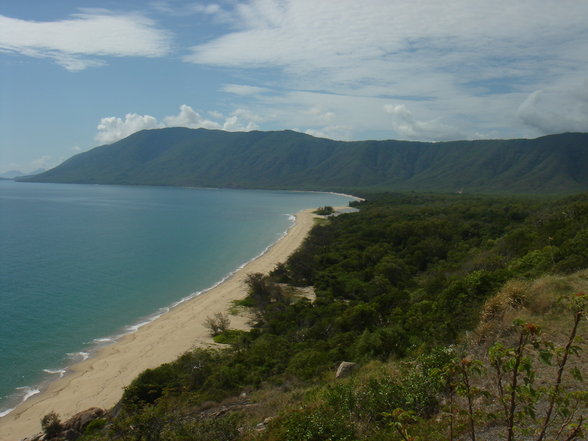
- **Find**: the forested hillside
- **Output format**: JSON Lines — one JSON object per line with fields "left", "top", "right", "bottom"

{"left": 20, "top": 129, "right": 588, "bottom": 194}
{"left": 44, "top": 191, "right": 588, "bottom": 441}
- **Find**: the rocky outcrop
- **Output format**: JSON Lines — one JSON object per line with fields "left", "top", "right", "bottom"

{"left": 63, "top": 407, "right": 104, "bottom": 435}
{"left": 26, "top": 408, "right": 105, "bottom": 441}
{"left": 335, "top": 361, "right": 358, "bottom": 378}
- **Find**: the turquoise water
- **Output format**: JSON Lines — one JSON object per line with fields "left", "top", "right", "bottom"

{"left": 0, "top": 181, "right": 352, "bottom": 415}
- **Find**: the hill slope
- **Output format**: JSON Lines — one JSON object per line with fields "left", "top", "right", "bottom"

{"left": 20, "top": 128, "right": 588, "bottom": 193}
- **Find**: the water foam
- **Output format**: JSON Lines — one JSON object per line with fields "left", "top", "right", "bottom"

{"left": 0, "top": 387, "right": 41, "bottom": 417}
{"left": 0, "top": 407, "right": 14, "bottom": 418}
{"left": 43, "top": 369, "right": 67, "bottom": 378}
{"left": 66, "top": 351, "right": 90, "bottom": 361}
{"left": 92, "top": 337, "right": 115, "bottom": 344}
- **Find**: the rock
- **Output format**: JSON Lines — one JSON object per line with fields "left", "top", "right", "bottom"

{"left": 255, "top": 416, "right": 276, "bottom": 431}
{"left": 63, "top": 407, "right": 104, "bottom": 433}
{"left": 335, "top": 361, "right": 358, "bottom": 378}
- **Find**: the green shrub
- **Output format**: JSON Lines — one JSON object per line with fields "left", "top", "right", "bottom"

{"left": 280, "top": 405, "right": 356, "bottom": 441}
{"left": 508, "top": 247, "right": 556, "bottom": 277}
{"left": 213, "top": 329, "right": 248, "bottom": 345}
{"left": 287, "top": 349, "right": 331, "bottom": 379}
{"left": 161, "top": 414, "right": 241, "bottom": 441}
{"left": 122, "top": 363, "right": 178, "bottom": 409}
{"left": 314, "top": 206, "right": 335, "bottom": 216}
{"left": 84, "top": 417, "right": 106, "bottom": 434}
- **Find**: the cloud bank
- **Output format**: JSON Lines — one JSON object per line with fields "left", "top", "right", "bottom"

{"left": 95, "top": 105, "right": 260, "bottom": 144}
{"left": 184, "top": 0, "right": 588, "bottom": 93}
{"left": 384, "top": 104, "right": 465, "bottom": 141}
{"left": 182, "top": 0, "right": 588, "bottom": 140}
{"left": 0, "top": 10, "right": 171, "bottom": 70}
{"left": 517, "top": 83, "right": 588, "bottom": 134}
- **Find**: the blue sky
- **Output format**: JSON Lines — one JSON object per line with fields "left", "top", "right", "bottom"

{"left": 1, "top": 0, "right": 588, "bottom": 174}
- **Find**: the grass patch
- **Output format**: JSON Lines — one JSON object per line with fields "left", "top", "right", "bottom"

{"left": 232, "top": 297, "right": 255, "bottom": 308}
{"left": 213, "top": 329, "right": 249, "bottom": 345}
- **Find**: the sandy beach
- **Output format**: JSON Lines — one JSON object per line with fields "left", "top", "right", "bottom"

{"left": 0, "top": 208, "right": 319, "bottom": 440}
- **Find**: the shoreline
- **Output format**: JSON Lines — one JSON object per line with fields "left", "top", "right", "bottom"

{"left": 0, "top": 208, "right": 320, "bottom": 440}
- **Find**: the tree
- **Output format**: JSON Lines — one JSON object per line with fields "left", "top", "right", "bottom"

{"left": 245, "top": 272, "right": 284, "bottom": 310}
{"left": 41, "top": 412, "right": 63, "bottom": 439}
{"left": 315, "top": 206, "right": 335, "bottom": 216}
{"left": 204, "top": 312, "right": 231, "bottom": 337}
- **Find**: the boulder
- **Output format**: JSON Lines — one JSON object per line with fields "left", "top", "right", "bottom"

{"left": 63, "top": 407, "right": 104, "bottom": 433}
{"left": 255, "top": 416, "right": 276, "bottom": 432}
{"left": 335, "top": 361, "right": 358, "bottom": 378}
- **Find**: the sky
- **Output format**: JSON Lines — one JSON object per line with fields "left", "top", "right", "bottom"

{"left": 1, "top": 0, "right": 588, "bottom": 174}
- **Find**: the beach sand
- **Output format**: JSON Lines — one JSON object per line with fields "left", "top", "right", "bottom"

{"left": 0, "top": 208, "right": 319, "bottom": 440}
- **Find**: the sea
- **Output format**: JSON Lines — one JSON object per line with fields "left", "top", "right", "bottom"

{"left": 0, "top": 180, "right": 353, "bottom": 417}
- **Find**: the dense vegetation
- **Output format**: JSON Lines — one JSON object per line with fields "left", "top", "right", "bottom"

{"left": 48, "top": 192, "right": 588, "bottom": 440}
{"left": 20, "top": 129, "right": 588, "bottom": 194}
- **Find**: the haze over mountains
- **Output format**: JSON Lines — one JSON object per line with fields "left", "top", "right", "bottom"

{"left": 19, "top": 128, "right": 588, "bottom": 194}
{"left": 1, "top": 168, "right": 46, "bottom": 179}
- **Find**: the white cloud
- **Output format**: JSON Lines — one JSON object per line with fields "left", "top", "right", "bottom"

{"left": 213, "top": 85, "right": 470, "bottom": 140}
{"left": 208, "top": 110, "right": 224, "bottom": 119}
{"left": 185, "top": 0, "right": 588, "bottom": 88}
{"left": 95, "top": 105, "right": 260, "bottom": 144}
{"left": 307, "top": 106, "right": 336, "bottom": 124}
{"left": 517, "top": 83, "right": 588, "bottom": 134}
{"left": 384, "top": 104, "right": 464, "bottom": 141}
{"left": 151, "top": 1, "right": 222, "bottom": 17}
{"left": 160, "top": 105, "right": 260, "bottom": 132}
{"left": 163, "top": 104, "right": 221, "bottom": 129}
{"left": 232, "top": 108, "right": 264, "bottom": 123}
{"left": 0, "top": 10, "right": 172, "bottom": 70}
{"left": 302, "top": 126, "right": 352, "bottom": 141}
{"left": 222, "top": 84, "right": 269, "bottom": 96}
{"left": 182, "top": 0, "right": 588, "bottom": 139}
{"left": 222, "top": 116, "right": 258, "bottom": 131}
{"left": 190, "top": 3, "right": 221, "bottom": 15}
{"left": 96, "top": 113, "right": 163, "bottom": 144}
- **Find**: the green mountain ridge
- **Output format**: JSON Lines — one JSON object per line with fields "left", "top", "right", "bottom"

{"left": 19, "top": 128, "right": 588, "bottom": 193}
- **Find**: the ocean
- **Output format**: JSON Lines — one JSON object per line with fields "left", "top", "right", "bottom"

{"left": 0, "top": 181, "right": 353, "bottom": 416}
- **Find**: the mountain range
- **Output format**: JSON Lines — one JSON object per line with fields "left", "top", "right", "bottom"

{"left": 18, "top": 128, "right": 588, "bottom": 194}
{"left": 1, "top": 168, "right": 46, "bottom": 179}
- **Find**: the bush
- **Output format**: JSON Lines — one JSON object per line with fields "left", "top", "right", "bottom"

{"left": 84, "top": 417, "right": 106, "bottom": 434}
{"left": 162, "top": 414, "right": 241, "bottom": 441}
{"left": 279, "top": 405, "right": 356, "bottom": 441}
{"left": 41, "top": 412, "right": 63, "bottom": 439}
{"left": 213, "top": 329, "right": 248, "bottom": 345}
{"left": 508, "top": 247, "right": 556, "bottom": 278}
{"left": 204, "top": 312, "right": 231, "bottom": 337}
{"left": 287, "top": 349, "right": 331, "bottom": 379}
{"left": 122, "top": 364, "right": 178, "bottom": 409}
{"left": 315, "top": 206, "right": 335, "bottom": 216}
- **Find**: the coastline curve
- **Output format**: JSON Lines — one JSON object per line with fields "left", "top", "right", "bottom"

{"left": 0, "top": 208, "right": 319, "bottom": 440}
